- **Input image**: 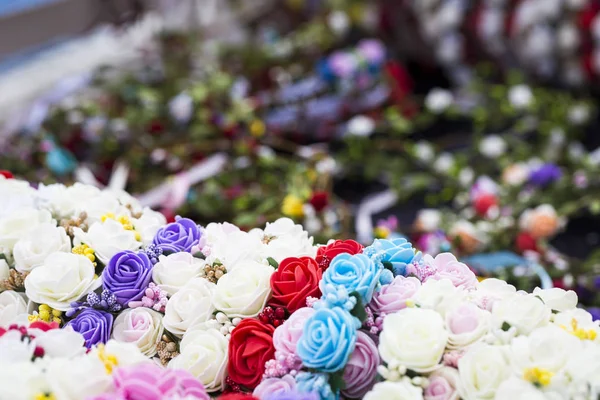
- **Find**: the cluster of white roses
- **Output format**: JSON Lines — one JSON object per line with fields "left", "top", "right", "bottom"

{"left": 165, "top": 218, "right": 317, "bottom": 391}
{"left": 366, "top": 277, "right": 600, "bottom": 399}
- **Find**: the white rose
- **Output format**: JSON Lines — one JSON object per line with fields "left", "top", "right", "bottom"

{"left": 73, "top": 219, "right": 141, "bottom": 265}
{"left": 202, "top": 222, "right": 240, "bottom": 246}
{"left": 0, "top": 208, "right": 53, "bottom": 252}
{"left": 37, "top": 183, "right": 101, "bottom": 218}
{"left": 509, "top": 325, "right": 581, "bottom": 377}
{"left": 458, "top": 343, "right": 510, "bottom": 399}
{"left": 0, "top": 259, "right": 8, "bottom": 281}
{"left": 494, "top": 377, "right": 548, "bottom": 400}
{"left": 0, "top": 290, "right": 27, "bottom": 327}
{"left": 379, "top": 308, "right": 448, "bottom": 372}
{"left": 413, "top": 279, "right": 466, "bottom": 317}
{"left": 113, "top": 307, "right": 164, "bottom": 356}
{"left": 254, "top": 218, "right": 316, "bottom": 262}
{"left": 0, "top": 178, "right": 37, "bottom": 220}
{"left": 414, "top": 141, "right": 435, "bottom": 162}
{"left": 564, "top": 342, "right": 600, "bottom": 389}
{"left": 446, "top": 302, "right": 491, "bottom": 349}
{"left": 168, "top": 327, "right": 228, "bottom": 392}
{"left": 365, "top": 379, "right": 424, "bottom": 400}
{"left": 213, "top": 261, "right": 274, "bottom": 318}
{"left": 152, "top": 252, "right": 205, "bottom": 295}
{"left": 471, "top": 278, "right": 517, "bottom": 311}
{"left": 33, "top": 327, "right": 86, "bottom": 358}
{"left": 163, "top": 278, "right": 216, "bottom": 337}
{"left": 433, "top": 153, "right": 454, "bottom": 174}
{"left": 13, "top": 224, "right": 71, "bottom": 272}
{"left": 98, "top": 339, "right": 149, "bottom": 367}
{"left": 508, "top": 84, "right": 533, "bottom": 109}
{"left": 532, "top": 287, "right": 577, "bottom": 312}
{"left": 425, "top": 88, "right": 453, "bottom": 113}
{"left": 552, "top": 308, "right": 600, "bottom": 340}
{"left": 0, "top": 330, "right": 35, "bottom": 363}
{"left": 479, "top": 135, "right": 507, "bottom": 158}
{"left": 492, "top": 293, "right": 550, "bottom": 335}
{"left": 25, "top": 252, "right": 101, "bottom": 311}
{"left": 208, "top": 230, "right": 264, "bottom": 270}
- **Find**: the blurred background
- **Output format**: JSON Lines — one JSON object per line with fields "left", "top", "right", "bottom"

{"left": 2, "top": 0, "right": 600, "bottom": 310}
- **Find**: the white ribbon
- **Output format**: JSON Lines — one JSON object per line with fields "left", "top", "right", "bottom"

{"left": 75, "top": 160, "right": 130, "bottom": 191}
{"left": 355, "top": 189, "right": 398, "bottom": 244}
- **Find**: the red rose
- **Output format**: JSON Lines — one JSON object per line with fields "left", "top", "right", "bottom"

{"left": 515, "top": 232, "right": 538, "bottom": 253}
{"left": 473, "top": 194, "right": 498, "bottom": 217}
{"left": 315, "top": 240, "right": 364, "bottom": 270}
{"left": 269, "top": 257, "right": 322, "bottom": 313}
{"left": 0, "top": 170, "right": 13, "bottom": 179}
{"left": 309, "top": 192, "right": 329, "bottom": 212}
{"left": 218, "top": 394, "right": 258, "bottom": 400}
{"left": 228, "top": 319, "right": 275, "bottom": 390}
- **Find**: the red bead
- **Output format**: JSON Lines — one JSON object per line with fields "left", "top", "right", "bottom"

{"left": 33, "top": 346, "right": 45, "bottom": 358}
{"left": 273, "top": 319, "right": 282, "bottom": 327}
{"left": 258, "top": 314, "right": 270, "bottom": 324}
{"left": 263, "top": 306, "right": 274, "bottom": 316}
{"left": 474, "top": 194, "right": 498, "bottom": 216}
{"left": 274, "top": 307, "right": 286, "bottom": 320}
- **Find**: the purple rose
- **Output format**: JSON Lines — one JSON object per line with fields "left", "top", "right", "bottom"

{"left": 341, "top": 330, "right": 380, "bottom": 399}
{"left": 103, "top": 251, "right": 153, "bottom": 305}
{"left": 588, "top": 307, "right": 600, "bottom": 321}
{"left": 529, "top": 163, "right": 562, "bottom": 186}
{"left": 152, "top": 217, "right": 201, "bottom": 253}
{"left": 357, "top": 39, "right": 386, "bottom": 65}
{"left": 67, "top": 308, "right": 113, "bottom": 348}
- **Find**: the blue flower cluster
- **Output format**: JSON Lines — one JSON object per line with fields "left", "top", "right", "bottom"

{"left": 364, "top": 237, "right": 420, "bottom": 277}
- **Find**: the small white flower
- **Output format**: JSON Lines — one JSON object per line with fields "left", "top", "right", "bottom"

{"left": 24, "top": 252, "right": 101, "bottom": 311}
{"left": 316, "top": 157, "right": 337, "bottom": 175}
{"left": 433, "top": 153, "right": 454, "bottom": 173}
{"left": 458, "top": 167, "right": 474, "bottom": 186}
{"left": 414, "top": 209, "right": 442, "bottom": 232}
{"left": 425, "top": 88, "right": 453, "bottom": 113}
{"left": 568, "top": 142, "right": 585, "bottom": 159}
{"left": 568, "top": 104, "right": 590, "bottom": 125}
{"left": 169, "top": 92, "right": 194, "bottom": 124}
{"left": 328, "top": 11, "right": 350, "bottom": 35}
{"left": 414, "top": 141, "right": 435, "bottom": 162}
{"left": 347, "top": 115, "right": 376, "bottom": 137}
{"left": 508, "top": 84, "right": 533, "bottom": 109}
{"left": 557, "top": 22, "right": 580, "bottom": 53}
{"left": 479, "top": 135, "right": 507, "bottom": 158}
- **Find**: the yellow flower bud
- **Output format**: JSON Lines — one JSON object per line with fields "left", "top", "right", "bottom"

{"left": 282, "top": 195, "right": 304, "bottom": 218}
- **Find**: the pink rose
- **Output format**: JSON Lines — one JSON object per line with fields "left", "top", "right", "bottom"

{"left": 424, "top": 367, "right": 459, "bottom": 400}
{"left": 91, "top": 364, "right": 209, "bottom": 400}
{"left": 272, "top": 307, "right": 315, "bottom": 356}
{"left": 253, "top": 375, "right": 296, "bottom": 399}
{"left": 428, "top": 253, "right": 478, "bottom": 289}
{"left": 446, "top": 303, "right": 489, "bottom": 348}
{"left": 342, "top": 330, "right": 380, "bottom": 399}
{"left": 370, "top": 276, "right": 421, "bottom": 315}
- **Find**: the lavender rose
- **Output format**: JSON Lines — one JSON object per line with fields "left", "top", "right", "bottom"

{"left": 152, "top": 217, "right": 201, "bottom": 253}
{"left": 341, "top": 330, "right": 380, "bottom": 399}
{"left": 67, "top": 308, "right": 113, "bottom": 348}
{"left": 370, "top": 276, "right": 421, "bottom": 315}
{"left": 254, "top": 375, "right": 297, "bottom": 399}
{"left": 103, "top": 251, "right": 153, "bottom": 305}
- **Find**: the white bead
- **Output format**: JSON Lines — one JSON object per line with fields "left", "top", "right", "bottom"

{"left": 216, "top": 313, "right": 229, "bottom": 324}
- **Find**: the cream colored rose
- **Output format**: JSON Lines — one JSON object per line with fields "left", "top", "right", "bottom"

{"left": 36, "top": 183, "right": 100, "bottom": 219}
{"left": 0, "top": 208, "right": 53, "bottom": 252}
{"left": 73, "top": 219, "right": 141, "bottom": 265}
{"left": 379, "top": 308, "right": 448, "bottom": 372}
{"left": 163, "top": 278, "right": 216, "bottom": 337}
{"left": 0, "top": 178, "right": 37, "bottom": 220}
{"left": 24, "top": 252, "right": 101, "bottom": 311}
{"left": 412, "top": 279, "right": 466, "bottom": 317}
{"left": 213, "top": 261, "right": 274, "bottom": 318}
{"left": 532, "top": 287, "right": 577, "bottom": 312}
{"left": 364, "top": 379, "right": 424, "bottom": 400}
{"left": 445, "top": 302, "right": 491, "bottom": 349}
{"left": 112, "top": 307, "right": 164, "bottom": 356}
{"left": 13, "top": 223, "right": 71, "bottom": 273}
{"left": 0, "top": 260, "right": 8, "bottom": 281}
{"left": 471, "top": 279, "right": 517, "bottom": 311}
{"left": 458, "top": 343, "right": 510, "bottom": 399}
{"left": 152, "top": 252, "right": 205, "bottom": 295}
{"left": 0, "top": 291, "right": 27, "bottom": 327}
{"left": 133, "top": 208, "right": 167, "bottom": 246}
{"left": 492, "top": 293, "right": 550, "bottom": 335}
{"left": 251, "top": 218, "right": 317, "bottom": 262}
{"left": 168, "top": 327, "right": 228, "bottom": 392}
{"left": 76, "top": 192, "right": 131, "bottom": 224}
{"left": 207, "top": 230, "right": 264, "bottom": 271}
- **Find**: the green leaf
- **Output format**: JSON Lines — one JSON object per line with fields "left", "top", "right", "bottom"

{"left": 349, "top": 291, "right": 367, "bottom": 323}
{"left": 267, "top": 257, "right": 279, "bottom": 269}
{"left": 328, "top": 369, "right": 347, "bottom": 393}
{"left": 192, "top": 252, "right": 205, "bottom": 260}
{"left": 501, "top": 322, "right": 512, "bottom": 332}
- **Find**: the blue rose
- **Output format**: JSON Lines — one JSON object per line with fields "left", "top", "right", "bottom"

{"left": 297, "top": 307, "right": 357, "bottom": 373}
{"left": 321, "top": 253, "right": 380, "bottom": 304}
{"left": 296, "top": 372, "right": 338, "bottom": 400}
{"left": 365, "top": 238, "right": 418, "bottom": 277}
